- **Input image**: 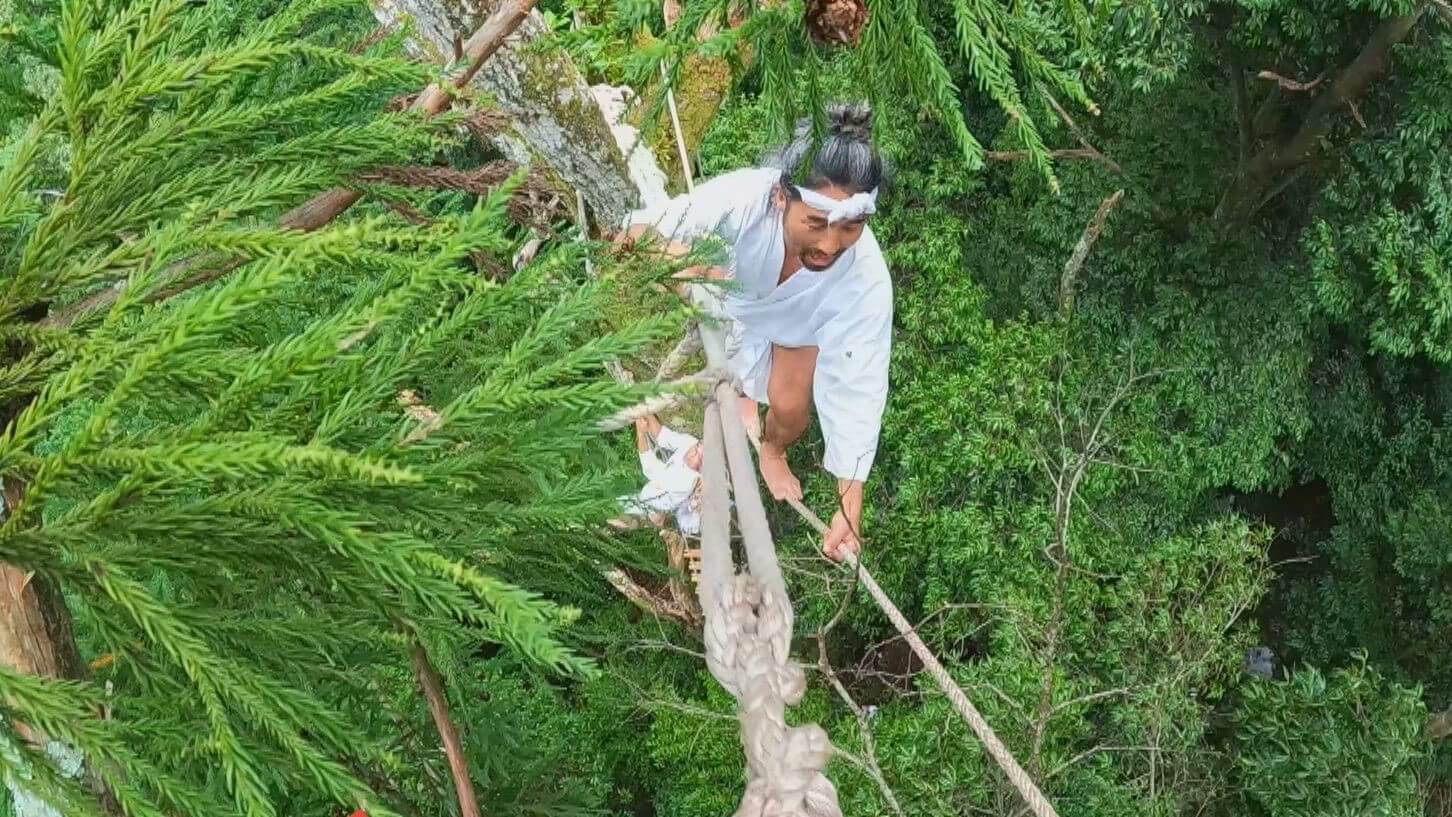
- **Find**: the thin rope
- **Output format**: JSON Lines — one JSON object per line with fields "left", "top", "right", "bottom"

{"left": 767, "top": 488, "right": 1060, "bottom": 817}
{"left": 661, "top": 61, "right": 695, "bottom": 194}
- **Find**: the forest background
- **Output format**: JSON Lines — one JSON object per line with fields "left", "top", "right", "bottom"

{"left": 0, "top": 0, "right": 1449, "bottom": 816}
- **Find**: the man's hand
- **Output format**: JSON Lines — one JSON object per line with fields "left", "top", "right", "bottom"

{"left": 821, "top": 479, "right": 864, "bottom": 562}
{"left": 633, "top": 417, "right": 650, "bottom": 453}
{"left": 822, "top": 507, "right": 861, "bottom": 562}
{"left": 671, "top": 265, "right": 728, "bottom": 298}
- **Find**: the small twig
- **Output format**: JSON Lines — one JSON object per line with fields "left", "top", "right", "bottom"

{"left": 1048, "top": 687, "right": 1130, "bottom": 717}
{"left": 1058, "top": 189, "right": 1125, "bottom": 318}
{"left": 1041, "top": 90, "right": 1121, "bottom": 174}
{"left": 816, "top": 633, "right": 905, "bottom": 817}
{"left": 986, "top": 148, "right": 1120, "bottom": 173}
{"left": 623, "top": 640, "right": 706, "bottom": 660}
{"left": 1345, "top": 98, "right": 1367, "bottom": 129}
{"left": 1255, "top": 69, "right": 1325, "bottom": 92}
{"left": 349, "top": 24, "right": 396, "bottom": 54}
{"left": 409, "top": 638, "right": 482, "bottom": 817}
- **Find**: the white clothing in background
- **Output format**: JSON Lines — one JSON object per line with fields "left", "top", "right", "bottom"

{"left": 620, "top": 426, "right": 702, "bottom": 536}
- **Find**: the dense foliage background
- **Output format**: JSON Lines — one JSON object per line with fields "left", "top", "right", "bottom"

{"left": 1, "top": 0, "right": 1449, "bottom": 815}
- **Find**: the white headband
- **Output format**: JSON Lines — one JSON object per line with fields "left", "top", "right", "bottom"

{"left": 794, "top": 185, "right": 878, "bottom": 224}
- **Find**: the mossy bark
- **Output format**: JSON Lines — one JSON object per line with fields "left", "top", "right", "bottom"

{"left": 639, "top": 49, "right": 736, "bottom": 193}
{"left": 371, "top": 0, "right": 644, "bottom": 227}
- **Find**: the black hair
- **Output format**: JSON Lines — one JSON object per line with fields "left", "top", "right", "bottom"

{"left": 764, "top": 101, "right": 885, "bottom": 202}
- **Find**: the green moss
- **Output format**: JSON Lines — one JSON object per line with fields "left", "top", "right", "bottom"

{"left": 517, "top": 40, "right": 635, "bottom": 183}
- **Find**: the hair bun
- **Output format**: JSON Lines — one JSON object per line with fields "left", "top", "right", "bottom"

{"left": 826, "top": 102, "right": 873, "bottom": 142}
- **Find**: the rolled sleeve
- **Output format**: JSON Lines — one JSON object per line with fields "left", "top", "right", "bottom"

{"left": 638, "top": 451, "right": 670, "bottom": 485}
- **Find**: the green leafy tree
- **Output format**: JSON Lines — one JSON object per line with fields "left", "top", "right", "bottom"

{"left": 1232, "top": 659, "right": 1426, "bottom": 817}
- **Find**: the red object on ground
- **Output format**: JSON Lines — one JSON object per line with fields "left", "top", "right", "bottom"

{"left": 349, "top": 810, "right": 368, "bottom": 817}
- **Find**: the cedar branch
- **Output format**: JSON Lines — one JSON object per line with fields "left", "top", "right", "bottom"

{"left": 986, "top": 148, "right": 1120, "bottom": 173}
{"left": 41, "top": 0, "right": 538, "bottom": 329}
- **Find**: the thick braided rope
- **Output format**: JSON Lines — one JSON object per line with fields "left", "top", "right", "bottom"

{"left": 694, "top": 325, "right": 842, "bottom": 817}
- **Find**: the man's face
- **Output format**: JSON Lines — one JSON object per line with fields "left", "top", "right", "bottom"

{"left": 775, "top": 184, "right": 869, "bottom": 272}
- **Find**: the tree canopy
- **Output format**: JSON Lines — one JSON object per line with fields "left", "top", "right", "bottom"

{"left": 1, "top": 0, "right": 1450, "bottom": 815}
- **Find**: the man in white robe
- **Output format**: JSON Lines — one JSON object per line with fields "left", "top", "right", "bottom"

{"left": 621, "top": 102, "right": 891, "bottom": 560}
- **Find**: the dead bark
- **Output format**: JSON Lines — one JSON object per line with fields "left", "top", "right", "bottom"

{"left": 409, "top": 640, "right": 482, "bottom": 817}
{"left": 603, "top": 567, "right": 699, "bottom": 625}
{"left": 659, "top": 528, "right": 701, "bottom": 623}
{"left": 0, "top": 481, "right": 85, "bottom": 684}
{"left": 0, "top": 479, "right": 94, "bottom": 817}
{"left": 1057, "top": 190, "right": 1124, "bottom": 318}
{"left": 371, "top": 0, "right": 645, "bottom": 227}
{"left": 0, "top": 572, "right": 84, "bottom": 685}
{"left": 1214, "top": 10, "right": 1424, "bottom": 224}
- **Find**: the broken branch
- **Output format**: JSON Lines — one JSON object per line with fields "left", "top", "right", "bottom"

{"left": 1058, "top": 189, "right": 1125, "bottom": 318}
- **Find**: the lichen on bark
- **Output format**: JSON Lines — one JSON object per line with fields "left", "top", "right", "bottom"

{"left": 371, "top": 0, "right": 646, "bottom": 227}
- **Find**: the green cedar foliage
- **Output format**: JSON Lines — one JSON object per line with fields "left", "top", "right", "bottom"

{"left": 607, "top": 0, "right": 1094, "bottom": 184}
{"left": 0, "top": 0, "right": 678, "bottom": 814}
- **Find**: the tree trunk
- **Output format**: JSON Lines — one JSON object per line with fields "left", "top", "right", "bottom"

{"left": 632, "top": 3, "right": 753, "bottom": 192}
{"left": 633, "top": 49, "right": 735, "bottom": 192}
{"left": 370, "top": 0, "right": 651, "bottom": 227}
{"left": 1214, "top": 10, "right": 1422, "bottom": 224}
{"left": 0, "top": 479, "right": 90, "bottom": 817}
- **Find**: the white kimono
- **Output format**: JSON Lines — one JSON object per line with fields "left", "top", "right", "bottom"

{"left": 620, "top": 426, "right": 702, "bottom": 536}
{"left": 624, "top": 167, "right": 893, "bottom": 481}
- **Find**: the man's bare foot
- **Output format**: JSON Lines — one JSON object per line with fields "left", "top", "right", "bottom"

{"left": 758, "top": 444, "right": 802, "bottom": 501}
{"left": 738, "top": 395, "right": 762, "bottom": 444}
